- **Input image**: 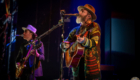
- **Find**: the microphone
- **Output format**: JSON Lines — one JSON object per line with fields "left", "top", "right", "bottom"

{"left": 60, "top": 10, "right": 66, "bottom": 15}
{"left": 16, "top": 34, "right": 23, "bottom": 37}
{"left": 60, "top": 10, "right": 79, "bottom": 16}
{"left": 63, "top": 13, "right": 79, "bottom": 16}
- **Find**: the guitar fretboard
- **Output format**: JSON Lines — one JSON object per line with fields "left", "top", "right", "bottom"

{"left": 24, "top": 45, "right": 33, "bottom": 62}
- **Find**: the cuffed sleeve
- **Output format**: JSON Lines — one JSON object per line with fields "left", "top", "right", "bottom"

{"left": 82, "top": 37, "right": 89, "bottom": 47}
{"left": 38, "top": 42, "right": 45, "bottom": 61}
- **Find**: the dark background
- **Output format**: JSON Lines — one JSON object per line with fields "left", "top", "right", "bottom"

{"left": 0, "top": 0, "right": 138, "bottom": 80}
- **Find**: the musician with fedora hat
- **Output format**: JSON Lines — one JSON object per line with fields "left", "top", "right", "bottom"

{"left": 15, "top": 24, "right": 45, "bottom": 80}
{"left": 61, "top": 4, "right": 101, "bottom": 80}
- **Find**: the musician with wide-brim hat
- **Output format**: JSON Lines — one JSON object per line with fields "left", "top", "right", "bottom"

{"left": 60, "top": 4, "right": 101, "bottom": 80}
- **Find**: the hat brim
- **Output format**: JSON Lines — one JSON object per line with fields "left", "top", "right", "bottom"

{"left": 22, "top": 27, "right": 37, "bottom": 35}
{"left": 22, "top": 27, "right": 27, "bottom": 31}
{"left": 78, "top": 6, "right": 97, "bottom": 21}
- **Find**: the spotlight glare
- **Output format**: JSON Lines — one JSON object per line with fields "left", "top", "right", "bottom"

{"left": 131, "top": 77, "right": 140, "bottom": 80}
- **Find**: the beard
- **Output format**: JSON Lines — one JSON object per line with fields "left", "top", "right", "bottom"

{"left": 76, "top": 15, "right": 87, "bottom": 24}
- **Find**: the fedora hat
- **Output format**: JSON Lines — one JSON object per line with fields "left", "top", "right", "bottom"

{"left": 22, "top": 24, "right": 37, "bottom": 34}
{"left": 78, "top": 4, "right": 97, "bottom": 21}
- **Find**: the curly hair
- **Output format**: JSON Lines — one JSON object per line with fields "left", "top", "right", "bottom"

{"left": 29, "top": 30, "right": 37, "bottom": 40}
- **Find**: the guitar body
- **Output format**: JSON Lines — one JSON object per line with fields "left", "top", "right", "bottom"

{"left": 15, "top": 63, "right": 26, "bottom": 79}
{"left": 15, "top": 61, "right": 41, "bottom": 79}
{"left": 65, "top": 43, "right": 84, "bottom": 68}
{"left": 64, "top": 21, "right": 94, "bottom": 68}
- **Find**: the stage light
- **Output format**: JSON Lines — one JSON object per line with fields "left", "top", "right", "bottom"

{"left": 0, "top": 0, "right": 4, "bottom": 3}
{"left": 131, "top": 77, "right": 139, "bottom": 80}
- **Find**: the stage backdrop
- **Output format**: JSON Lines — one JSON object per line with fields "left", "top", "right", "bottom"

{"left": 12, "top": 0, "right": 137, "bottom": 80}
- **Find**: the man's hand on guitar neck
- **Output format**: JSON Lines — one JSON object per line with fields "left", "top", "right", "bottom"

{"left": 60, "top": 41, "right": 70, "bottom": 52}
{"left": 62, "top": 41, "right": 70, "bottom": 48}
{"left": 30, "top": 49, "right": 40, "bottom": 57}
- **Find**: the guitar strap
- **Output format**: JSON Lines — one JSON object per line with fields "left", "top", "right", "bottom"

{"left": 76, "top": 22, "right": 95, "bottom": 38}
{"left": 25, "top": 44, "right": 33, "bottom": 60}
{"left": 75, "top": 26, "right": 88, "bottom": 37}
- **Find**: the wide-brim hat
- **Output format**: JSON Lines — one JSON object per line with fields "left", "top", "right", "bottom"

{"left": 78, "top": 4, "right": 97, "bottom": 21}
{"left": 22, "top": 24, "right": 37, "bottom": 34}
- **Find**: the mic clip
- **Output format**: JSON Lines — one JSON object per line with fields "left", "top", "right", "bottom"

{"left": 60, "top": 10, "right": 66, "bottom": 17}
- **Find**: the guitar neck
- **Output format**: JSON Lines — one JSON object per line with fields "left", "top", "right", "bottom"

{"left": 24, "top": 42, "right": 42, "bottom": 62}
{"left": 24, "top": 53, "right": 32, "bottom": 62}
{"left": 38, "top": 23, "right": 62, "bottom": 39}
{"left": 24, "top": 44, "right": 33, "bottom": 62}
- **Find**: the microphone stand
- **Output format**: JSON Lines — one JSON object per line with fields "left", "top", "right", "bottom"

{"left": 24, "top": 21, "right": 63, "bottom": 80}
{"left": 32, "top": 40, "right": 36, "bottom": 80}
{"left": 59, "top": 10, "right": 75, "bottom": 80}
{"left": 24, "top": 21, "right": 63, "bottom": 47}
{"left": 59, "top": 11, "right": 65, "bottom": 80}
{"left": 24, "top": 10, "right": 74, "bottom": 80}
{"left": 24, "top": 12, "right": 74, "bottom": 47}
{"left": 32, "top": 38, "right": 41, "bottom": 80}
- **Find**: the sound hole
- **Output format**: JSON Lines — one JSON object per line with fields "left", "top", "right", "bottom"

{"left": 70, "top": 52, "right": 74, "bottom": 57}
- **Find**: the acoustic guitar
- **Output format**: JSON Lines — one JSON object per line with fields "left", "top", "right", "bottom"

{"left": 64, "top": 21, "right": 94, "bottom": 68}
